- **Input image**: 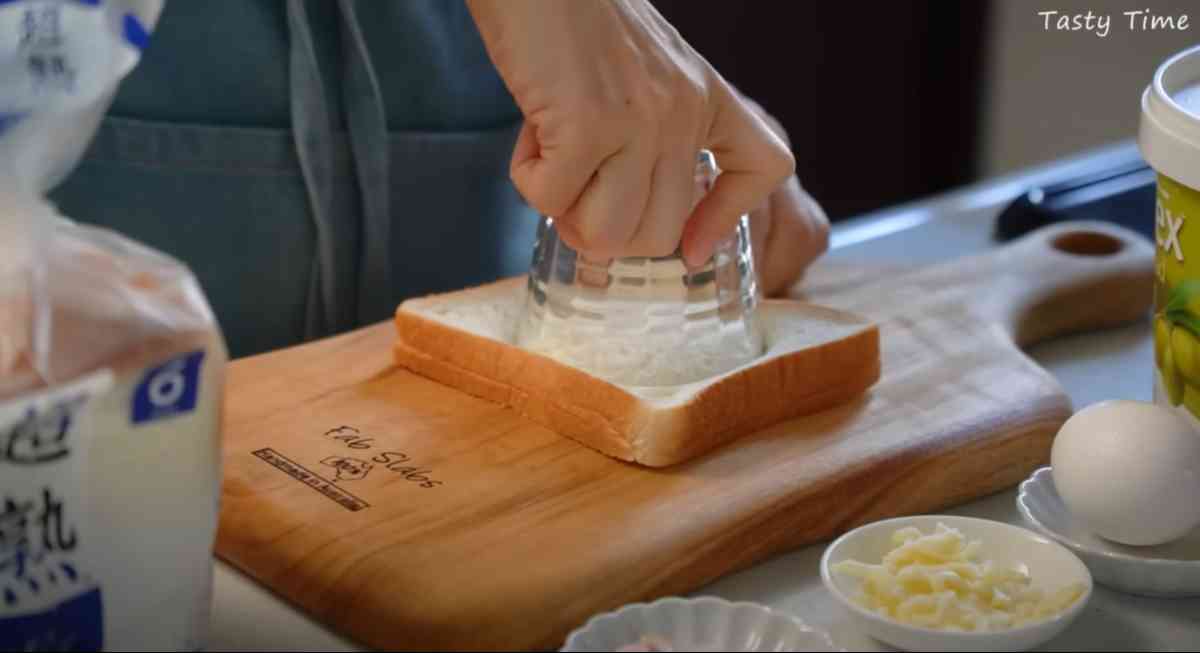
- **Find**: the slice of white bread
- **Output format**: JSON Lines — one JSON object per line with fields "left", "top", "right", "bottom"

{"left": 393, "top": 277, "right": 880, "bottom": 467}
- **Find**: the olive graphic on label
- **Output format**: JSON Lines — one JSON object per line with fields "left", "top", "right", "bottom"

{"left": 1172, "top": 326, "right": 1200, "bottom": 384}
{"left": 1163, "top": 341, "right": 1185, "bottom": 406}
{"left": 1156, "top": 315, "right": 1171, "bottom": 367}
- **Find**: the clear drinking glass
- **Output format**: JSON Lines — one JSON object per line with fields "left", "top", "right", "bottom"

{"left": 515, "top": 150, "right": 765, "bottom": 387}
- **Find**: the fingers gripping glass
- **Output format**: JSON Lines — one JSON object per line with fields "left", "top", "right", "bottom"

{"left": 515, "top": 151, "right": 765, "bottom": 388}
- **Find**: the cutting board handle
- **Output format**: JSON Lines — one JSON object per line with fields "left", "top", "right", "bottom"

{"left": 989, "top": 220, "right": 1155, "bottom": 347}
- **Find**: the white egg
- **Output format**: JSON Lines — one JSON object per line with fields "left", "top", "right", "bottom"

{"left": 1051, "top": 400, "right": 1200, "bottom": 546}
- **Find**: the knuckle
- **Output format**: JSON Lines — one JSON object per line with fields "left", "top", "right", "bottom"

{"left": 771, "top": 145, "right": 796, "bottom": 179}
{"left": 807, "top": 202, "right": 831, "bottom": 253}
{"left": 777, "top": 189, "right": 831, "bottom": 260}
{"left": 760, "top": 145, "right": 795, "bottom": 187}
{"left": 812, "top": 209, "right": 831, "bottom": 238}
{"left": 809, "top": 214, "right": 831, "bottom": 254}
{"left": 797, "top": 184, "right": 830, "bottom": 232}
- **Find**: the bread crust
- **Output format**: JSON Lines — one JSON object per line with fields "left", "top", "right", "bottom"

{"left": 394, "top": 278, "right": 880, "bottom": 467}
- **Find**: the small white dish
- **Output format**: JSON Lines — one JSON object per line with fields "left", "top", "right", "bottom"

{"left": 1018, "top": 466, "right": 1200, "bottom": 597}
{"left": 820, "top": 515, "right": 1092, "bottom": 652}
{"left": 560, "top": 596, "right": 840, "bottom": 652}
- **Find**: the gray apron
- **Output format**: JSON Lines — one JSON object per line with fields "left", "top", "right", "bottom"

{"left": 49, "top": 0, "right": 537, "bottom": 358}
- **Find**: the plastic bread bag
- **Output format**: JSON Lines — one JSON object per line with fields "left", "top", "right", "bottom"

{"left": 1, "top": 1, "right": 228, "bottom": 650}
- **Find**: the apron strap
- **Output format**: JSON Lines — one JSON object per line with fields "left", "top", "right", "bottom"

{"left": 337, "top": 0, "right": 392, "bottom": 325}
{"left": 286, "top": 0, "right": 341, "bottom": 338}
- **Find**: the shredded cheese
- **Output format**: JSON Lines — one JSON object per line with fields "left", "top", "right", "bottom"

{"left": 832, "top": 523, "right": 1085, "bottom": 632}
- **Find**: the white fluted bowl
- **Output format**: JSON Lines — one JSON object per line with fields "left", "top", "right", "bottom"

{"left": 820, "top": 515, "right": 1091, "bottom": 652}
{"left": 1017, "top": 466, "right": 1200, "bottom": 597}
{"left": 560, "top": 596, "right": 840, "bottom": 652}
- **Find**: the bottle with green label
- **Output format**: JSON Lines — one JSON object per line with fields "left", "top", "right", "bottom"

{"left": 1153, "top": 176, "right": 1200, "bottom": 416}
{"left": 1141, "top": 46, "right": 1200, "bottom": 422}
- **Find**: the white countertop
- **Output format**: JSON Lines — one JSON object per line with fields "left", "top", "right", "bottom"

{"left": 206, "top": 141, "right": 1200, "bottom": 652}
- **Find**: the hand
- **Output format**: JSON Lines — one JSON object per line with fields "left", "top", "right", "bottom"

{"left": 739, "top": 97, "right": 830, "bottom": 297}
{"left": 467, "top": 0, "right": 794, "bottom": 267}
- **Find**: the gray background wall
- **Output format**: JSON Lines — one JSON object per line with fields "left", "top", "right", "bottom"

{"left": 981, "top": 0, "right": 1198, "bottom": 176}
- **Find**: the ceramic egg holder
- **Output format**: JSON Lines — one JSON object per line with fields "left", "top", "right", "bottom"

{"left": 1017, "top": 400, "right": 1200, "bottom": 597}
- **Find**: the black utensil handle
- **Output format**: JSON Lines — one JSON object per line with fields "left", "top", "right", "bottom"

{"left": 994, "top": 161, "right": 1157, "bottom": 242}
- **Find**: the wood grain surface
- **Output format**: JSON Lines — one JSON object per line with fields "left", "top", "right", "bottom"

{"left": 215, "top": 221, "right": 1153, "bottom": 651}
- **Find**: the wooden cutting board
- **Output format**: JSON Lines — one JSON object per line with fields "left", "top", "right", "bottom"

{"left": 215, "top": 222, "right": 1153, "bottom": 651}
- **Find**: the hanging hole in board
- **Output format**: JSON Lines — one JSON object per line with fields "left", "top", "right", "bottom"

{"left": 1051, "top": 231, "right": 1124, "bottom": 257}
